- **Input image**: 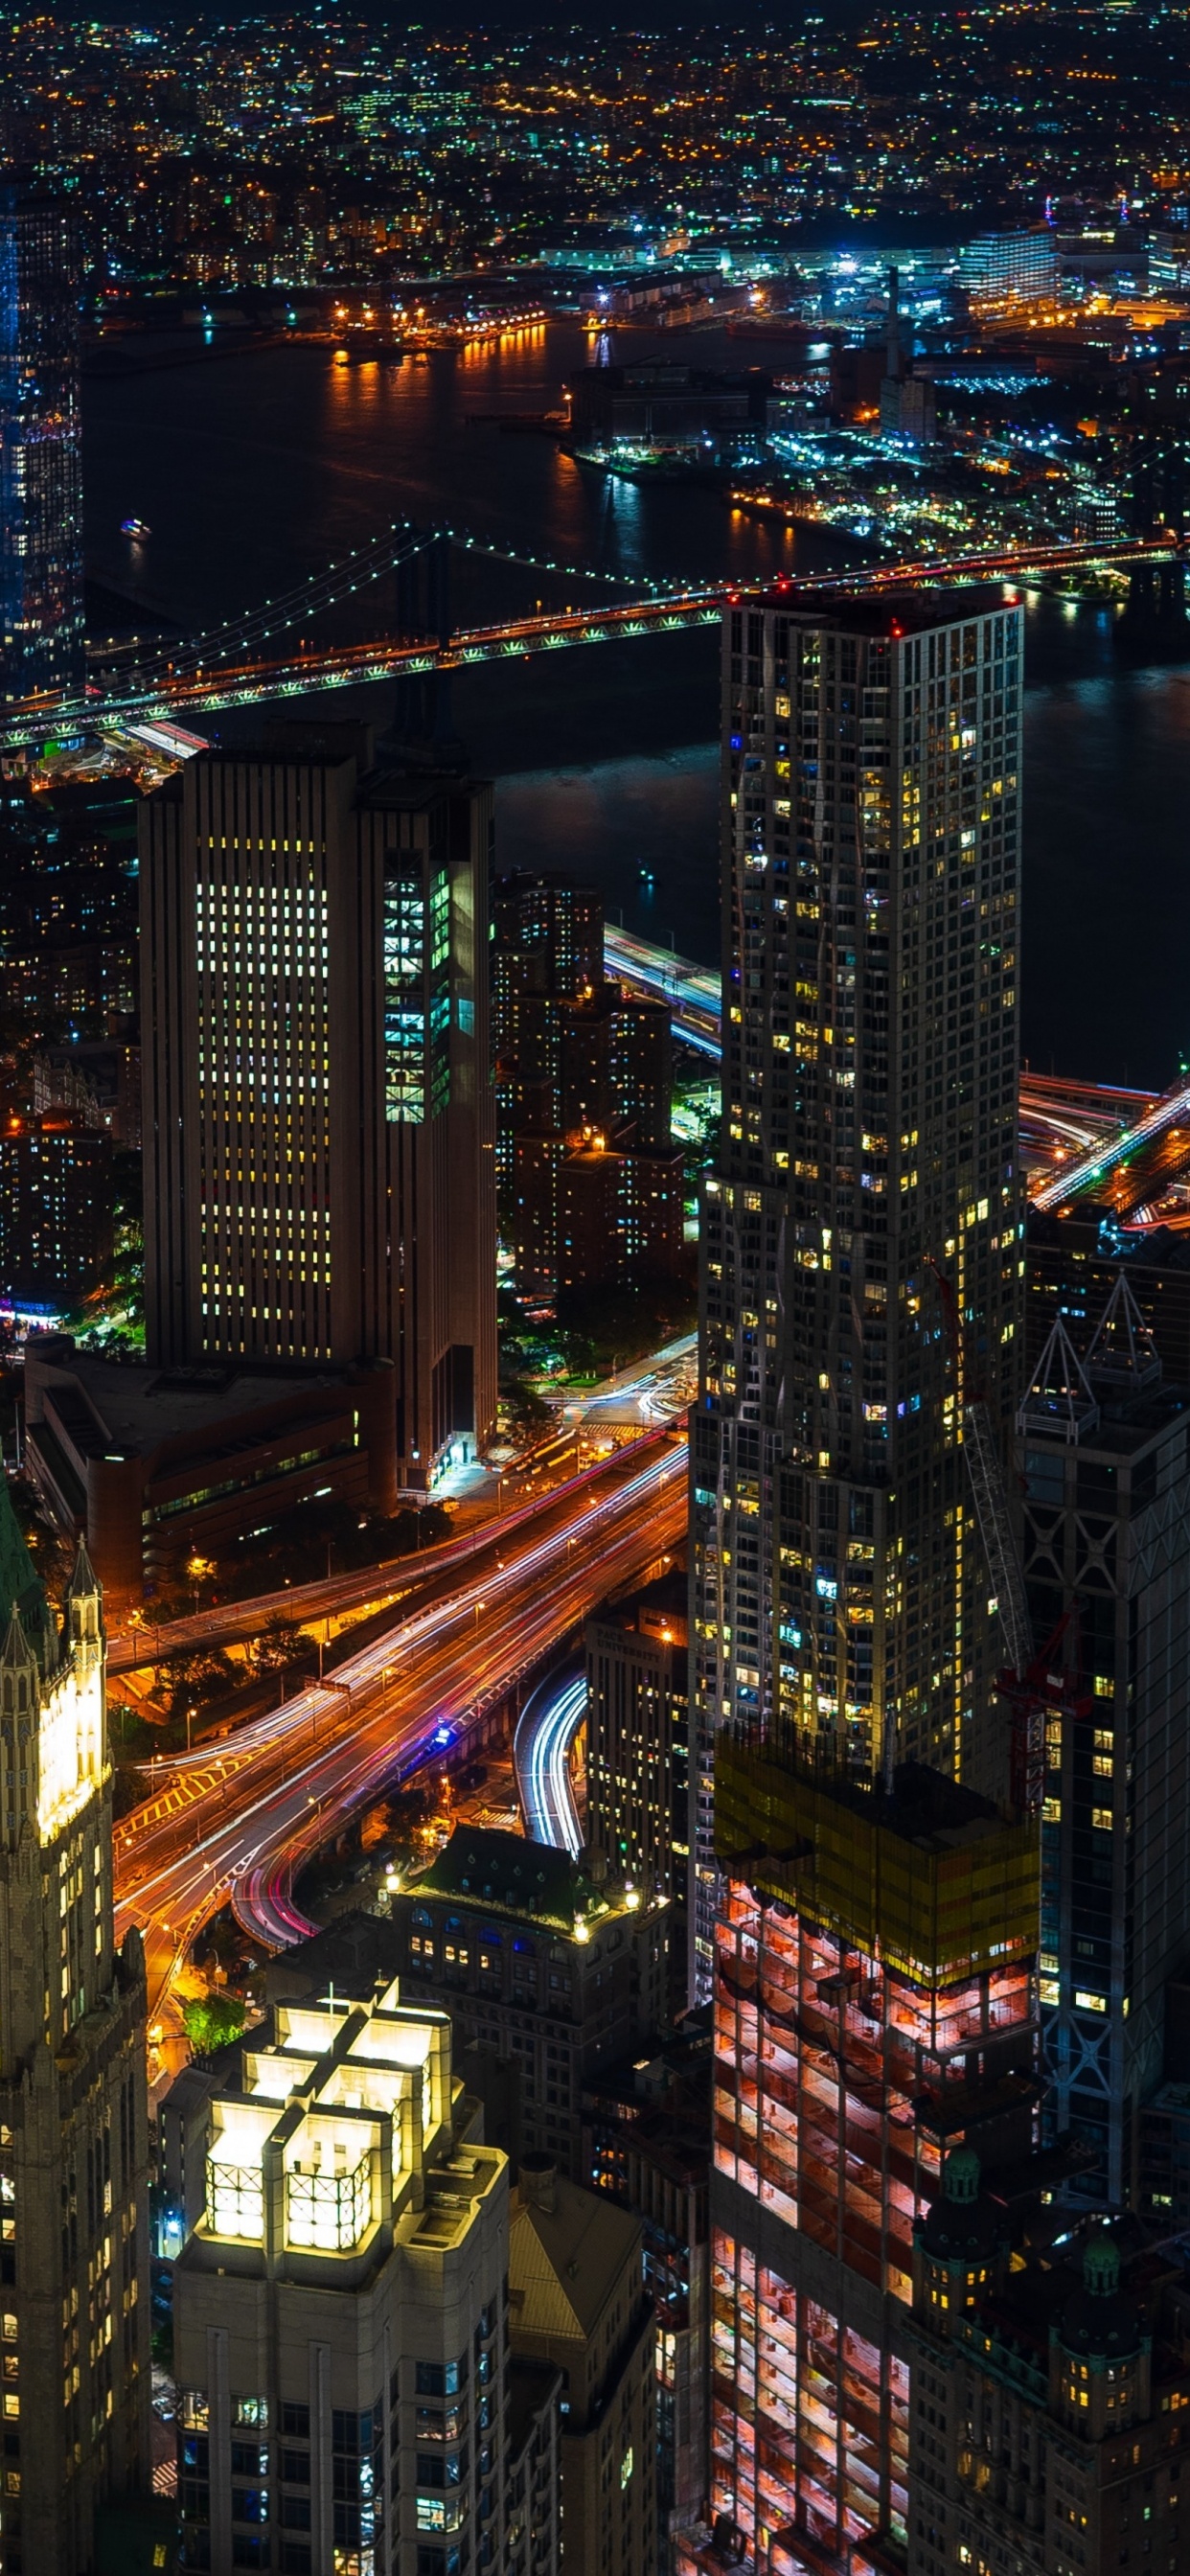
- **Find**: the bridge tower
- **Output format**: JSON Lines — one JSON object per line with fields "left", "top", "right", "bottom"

{"left": 380, "top": 525, "right": 465, "bottom": 769}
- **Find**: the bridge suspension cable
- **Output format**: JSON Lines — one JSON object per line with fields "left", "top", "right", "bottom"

{"left": 114, "top": 516, "right": 709, "bottom": 694}
{"left": 6, "top": 530, "right": 1178, "bottom": 759}
{"left": 122, "top": 518, "right": 436, "bottom": 687}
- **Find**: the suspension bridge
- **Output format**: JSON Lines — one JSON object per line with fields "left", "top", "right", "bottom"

{"left": 3, "top": 524, "right": 1181, "bottom": 756}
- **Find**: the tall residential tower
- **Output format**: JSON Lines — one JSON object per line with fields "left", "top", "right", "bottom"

{"left": 692, "top": 586, "right": 1023, "bottom": 1990}
{"left": 688, "top": 586, "right": 1029, "bottom": 2576}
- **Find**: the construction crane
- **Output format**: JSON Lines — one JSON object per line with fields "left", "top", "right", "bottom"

{"left": 926, "top": 1259, "right": 1087, "bottom": 1817}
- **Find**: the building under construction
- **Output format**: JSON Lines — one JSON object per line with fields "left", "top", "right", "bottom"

{"left": 700, "top": 1737, "right": 1040, "bottom": 2576}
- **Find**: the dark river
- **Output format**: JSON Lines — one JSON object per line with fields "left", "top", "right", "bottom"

{"left": 83, "top": 318, "right": 1190, "bottom": 1091}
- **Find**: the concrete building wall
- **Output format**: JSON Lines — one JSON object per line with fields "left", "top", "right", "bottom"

{"left": 140, "top": 742, "right": 496, "bottom": 1491}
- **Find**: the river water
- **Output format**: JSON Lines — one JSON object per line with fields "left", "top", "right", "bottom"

{"left": 82, "top": 318, "right": 1190, "bottom": 1090}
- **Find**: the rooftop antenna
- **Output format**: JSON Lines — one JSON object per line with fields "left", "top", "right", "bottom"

{"left": 1018, "top": 1317, "right": 1100, "bottom": 1444}
{"left": 1084, "top": 1270, "right": 1160, "bottom": 1392}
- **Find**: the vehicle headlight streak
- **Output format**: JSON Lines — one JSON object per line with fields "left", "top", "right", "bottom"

{"left": 115, "top": 1436, "right": 687, "bottom": 1986}
{"left": 515, "top": 1669, "right": 587, "bottom": 1857}
{"left": 1030, "top": 1079, "right": 1190, "bottom": 1214}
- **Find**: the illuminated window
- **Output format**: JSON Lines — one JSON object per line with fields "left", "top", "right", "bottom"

{"left": 232, "top": 2398, "right": 269, "bottom": 2428}
{"left": 286, "top": 2153, "right": 372, "bottom": 2253}
{"left": 207, "top": 2162, "right": 264, "bottom": 2242}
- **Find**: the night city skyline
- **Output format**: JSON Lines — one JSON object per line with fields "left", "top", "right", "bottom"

{"left": 3, "top": 7, "right": 1190, "bottom": 2575}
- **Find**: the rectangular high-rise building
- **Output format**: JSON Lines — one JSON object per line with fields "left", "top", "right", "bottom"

{"left": 0, "top": 1492, "right": 151, "bottom": 2572}
{"left": 584, "top": 1566, "right": 690, "bottom": 1906}
{"left": 958, "top": 226, "right": 1058, "bottom": 306}
{"left": 707, "top": 1746, "right": 1039, "bottom": 2575}
{"left": 692, "top": 586, "right": 1023, "bottom": 1993}
{"left": 140, "top": 731, "right": 496, "bottom": 1489}
{"left": 1020, "top": 1278, "right": 1190, "bottom": 2208}
{"left": 172, "top": 1979, "right": 513, "bottom": 2576}
{"left": 0, "top": 1115, "right": 113, "bottom": 1313}
{"left": 0, "top": 184, "right": 84, "bottom": 707}
{"left": 493, "top": 871, "right": 603, "bottom": 1191}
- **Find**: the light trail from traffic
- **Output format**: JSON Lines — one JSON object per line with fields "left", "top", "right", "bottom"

{"left": 514, "top": 1665, "right": 587, "bottom": 1855}
{"left": 111, "top": 1343, "right": 696, "bottom": 1670}
{"left": 113, "top": 1430, "right": 687, "bottom": 2024}
{"left": 605, "top": 926, "right": 721, "bottom": 1056}
{"left": 1030, "top": 1076, "right": 1190, "bottom": 1214}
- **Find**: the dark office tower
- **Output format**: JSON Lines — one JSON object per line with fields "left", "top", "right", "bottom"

{"left": 493, "top": 871, "right": 604, "bottom": 1181}
{"left": 584, "top": 1566, "right": 690, "bottom": 1904}
{"left": 1020, "top": 1277, "right": 1190, "bottom": 2209}
{"left": 140, "top": 732, "right": 496, "bottom": 1489}
{"left": 691, "top": 587, "right": 1023, "bottom": 1993}
{"left": 0, "top": 1493, "right": 150, "bottom": 2573}
{"left": 0, "top": 186, "right": 84, "bottom": 706}
{"left": 506, "top": 959, "right": 684, "bottom": 1304}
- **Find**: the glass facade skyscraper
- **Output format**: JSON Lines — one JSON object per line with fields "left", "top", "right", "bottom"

{"left": 0, "top": 185, "right": 84, "bottom": 707}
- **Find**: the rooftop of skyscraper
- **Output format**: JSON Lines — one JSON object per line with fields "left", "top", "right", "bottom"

{"left": 744, "top": 581, "right": 1012, "bottom": 632}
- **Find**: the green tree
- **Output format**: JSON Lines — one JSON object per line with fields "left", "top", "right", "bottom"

{"left": 253, "top": 1616, "right": 315, "bottom": 1674}
{"left": 181, "top": 1993, "right": 247, "bottom": 2056}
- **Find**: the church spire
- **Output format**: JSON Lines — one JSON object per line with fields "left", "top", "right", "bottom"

{"left": 66, "top": 1537, "right": 102, "bottom": 1647}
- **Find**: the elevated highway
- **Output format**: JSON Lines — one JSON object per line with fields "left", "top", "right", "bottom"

{"left": 112, "top": 1429, "right": 687, "bottom": 2022}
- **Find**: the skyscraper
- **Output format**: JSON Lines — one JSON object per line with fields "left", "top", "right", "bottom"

{"left": 905, "top": 2192, "right": 1190, "bottom": 2576}
{"left": 686, "top": 586, "right": 1028, "bottom": 2576}
{"left": 172, "top": 1978, "right": 514, "bottom": 2576}
{"left": 140, "top": 728, "right": 496, "bottom": 1489}
{"left": 692, "top": 586, "right": 1023, "bottom": 1992}
{"left": 708, "top": 1756, "right": 1038, "bottom": 2573}
{"left": 1020, "top": 1280, "right": 1190, "bottom": 2208}
{"left": 492, "top": 870, "right": 604, "bottom": 1183}
{"left": 0, "top": 1487, "right": 151, "bottom": 2573}
{"left": 0, "top": 185, "right": 84, "bottom": 707}
{"left": 0, "top": 1114, "right": 113, "bottom": 1315}
{"left": 584, "top": 1566, "right": 690, "bottom": 1905}
{"left": 494, "top": 871, "right": 685, "bottom": 1306}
